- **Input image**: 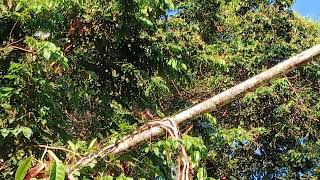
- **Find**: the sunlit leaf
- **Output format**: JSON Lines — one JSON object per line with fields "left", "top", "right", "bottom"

{"left": 138, "top": 16, "right": 153, "bottom": 26}
{"left": 15, "top": 157, "right": 32, "bottom": 180}
{"left": 0, "top": 128, "right": 10, "bottom": 138}
{"left": 49, "top": 160, "right": 65, "bottom": 180}
{"left": 43, "top": 48, "right": 51, "bottom": 60}
{"left": 196, "top": 167, "right": 207, "bottom": 180}
{"left": 47, "top": 150, "right": 60, "bottom": 162}
{"left": 88, "top": 138, "right": 98, "bottom": 151}
{"left": 21, "top": 127, "right": 33, "bottom": 139}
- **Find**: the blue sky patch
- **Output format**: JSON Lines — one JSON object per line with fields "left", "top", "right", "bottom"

{"left": 293, "top": 0, "right": 320, "bottom": 20}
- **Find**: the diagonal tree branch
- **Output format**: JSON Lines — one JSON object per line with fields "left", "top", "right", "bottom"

{"left": 70, "top": 44, "right": 320, "bottom": 173}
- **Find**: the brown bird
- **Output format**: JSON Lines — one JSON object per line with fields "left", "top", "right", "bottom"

{"left": 132, "top": 108, "right": 160, "bottom": 122}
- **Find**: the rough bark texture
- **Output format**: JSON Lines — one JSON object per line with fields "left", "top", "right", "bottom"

{"left": 72, "top": 45, "right": 320, "bottom": 171}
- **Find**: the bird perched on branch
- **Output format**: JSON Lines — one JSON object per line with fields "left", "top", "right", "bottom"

{"left": 132, "top": 107, "right": 160, "bottom": 122}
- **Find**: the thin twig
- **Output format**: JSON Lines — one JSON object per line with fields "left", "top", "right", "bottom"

{"left": 9, "top": 21, "right": 18, "bottom": 43}
{"left": 0, "top": 38, "right": 24, "bottom": 52}
{"left": 38, "top": 145, "right": 81, "bottom": 157}
{"left": 285, "top": 76, "right": 318, "bottom": 122}
{"left": 11, "top": 45, "right": 35, "bottom": 53}
{"left": 40, "top": 145, "right": 48, "bottom": 162}
{"left": 7, "top": 38, "right": 24, "bottom": 46}
{"left": 171, "top": 80, "right": 182, "bottom": 97}
{"left": 183, "top": 124, "right": 193, "bottom": 135}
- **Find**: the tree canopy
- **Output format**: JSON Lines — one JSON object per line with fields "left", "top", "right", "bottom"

{"left": 0, "top": 0, "right": 320, "bottom": 179}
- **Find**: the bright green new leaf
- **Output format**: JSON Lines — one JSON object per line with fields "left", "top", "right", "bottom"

{"left": 3, "top": 74, "right": 18, "bottom": 79}
{"left": 181, "top": 63, "right": 188, "bottom": 71}
{"left": 88, "top": 138, "right": 98, "bottom": 151}
{"left": 0, "top": 128, "right": 10, "bottom": 138}
{"left": 15, "top": 157, "right": 32, "bottom": 180}
{"left": 49, "top": 160, "right": 65, "bottom": 180}
{"left": 8, "top": 62, "right": 24, "bottom": 73}
{"left": 197, "top": 167, "right": 207, "bottom": 180}
{"left": 43, "top": 48, "right": 51, "bottom": 60}
{"left": 168, "top": 58, "right": 177, "bottom": 70}
{"left": 193, "top": 151, "right": 201, "bottom": 162}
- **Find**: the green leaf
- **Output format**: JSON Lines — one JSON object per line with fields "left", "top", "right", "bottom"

{"left": 15, "top": 2, "right": 23, "bottom": 11}
{"left": 0, "top": 128, "right": 10, "bottom": 138}
{"left": 21, "top": 127, "right": 33, "bottom": 139}
{"left": 71, "top": 170, "right": 80, "bottom": 177}
{"left": 87, "top": 159, "right": 97, "bottom": 168}
{"left": 15, "top": 157, "right": 32, "bottom": 180}
{"left": 9, "top": 62, "right": 24, "bottom": 73}
{"left": 1, "top": 103, "right": 11, "bottom": 110}
{"left": 153, "top": 147, "right": 160, "bottom": 156}
{"left": 181, "top": 135, "right": 192, "bottom": 150}
{"left": 197, "top": 167, "right": 207, "bottom": 180}
{"left": 0, "top": 87, "right": 14, "bottom": 92}
{"left": 138, "top": 16, "right": 153, "bottom": 26}
{"left": 116, "top": 175, "right": 133, "bottom": 180}
{"left": 67, "top": 141, "right": 76, "bottom": 152}
{"left": 3, "top": 74, "right": 18, "bottom": 79}
{"left": 49, "top": 160, "right": 65, "bottom": 180}
{"left": 60, "top": 57, "right": 69, "bottom": 68}
{"left": 181, "top": 63, "right": 188, "bottom": 71}
{"left": 99, "top": 176, "right": 114, "bottom": 180}
{"left": 43, "top": 48, "right": 51, "bottom": 60}
{"left": 47, "top": 42, "right": 57, "bottom": 51}
{"left": 168, "top": 58, "right": 177, "bottom": 70}
{"left": 12, "top": 128, "right": 23, "bottom": 137}
{"left": 165, "top": 0, "right": 174, "bottom": 9}
{"left": 88, "top": 138, "right": 98, "bottom": 151}
{"left": 193, "top": 151, "right": 201, "bottom": 162}
{"left": 0, "top": 92, "right": 12, "bottom": 99}
{"left": 205, "top": 114, "right": 217, "bottom": 126}
{"left": 47, "top": 150, "right": 60, "bottom": 162}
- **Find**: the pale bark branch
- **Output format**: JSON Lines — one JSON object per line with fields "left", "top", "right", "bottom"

{"left": 70, "top": 44, "right": 320, "bottom": 172}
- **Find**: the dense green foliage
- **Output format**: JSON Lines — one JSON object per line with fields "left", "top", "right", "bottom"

{"left": 0, "top": 0, "right": 320, "bottom": 179}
